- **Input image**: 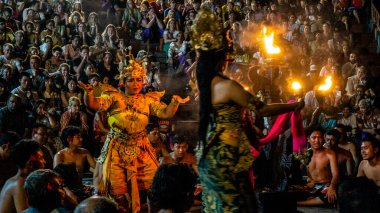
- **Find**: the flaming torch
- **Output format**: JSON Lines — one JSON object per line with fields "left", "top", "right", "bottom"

{"left": 291, "top": 81, "right": 302, "bottom": 91}
{"left": 263, "top": 27, "right": 281, "bottom": 55}
{"left": 318, "top": 76, "right": 333, "bottom": 92}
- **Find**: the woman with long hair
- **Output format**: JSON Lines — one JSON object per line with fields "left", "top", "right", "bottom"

{"left": 193, "top": 8, "right": 304, "bottom": 212}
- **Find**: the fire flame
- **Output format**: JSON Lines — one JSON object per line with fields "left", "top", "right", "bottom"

{"left": 291, "top": 81, "right": 302, "bottom": 91}
{"left": 318, "top": 76, "right": 333, "bottom": 91}
{"left": 263, "top": 27, "right": 280, "bottom": 54}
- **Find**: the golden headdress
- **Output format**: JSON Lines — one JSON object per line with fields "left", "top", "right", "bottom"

{"left": 115, "top": 50, "right": 146, "bottom": 82}
{"left": 191, "top": 7, "right": 224, "bottom": 51}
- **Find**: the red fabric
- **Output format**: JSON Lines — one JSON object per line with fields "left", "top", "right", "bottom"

{"left": 249, "top": 101, "right": 306, "bottom": 188}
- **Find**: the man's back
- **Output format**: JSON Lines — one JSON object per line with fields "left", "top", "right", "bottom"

{"left": 0, "top": 175, "right": 27, "bottom": 213}
{"left": 336, "top": 147, "right": 354, "bottom": 176}
{"left": 0, "top": 158, "right": 17, "bottom": 191}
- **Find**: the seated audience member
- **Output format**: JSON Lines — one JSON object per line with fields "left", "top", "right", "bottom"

{"left": 0, "top": 131, "right": 20, "bottom": 190}
{"left": 324, "top": 129, "right": 354, "bottom": 178}
{"left": 0, "top": 94, "right": 29, "bottom": 137}
{"left": 298, "top": 128, "right": 339, "bottom": 206}
{"left": 148, "top": 164, "right": 197, "bottom": 213}
{"left": 356, "top": 99, "right": 380, "bottom": 140}
{"left": 148, "top": 127, "right": 170, "bottom": 160}
{"left": 160, "top": 135, "right": 197, "bottom": 173}
{"left": 357, "top": 136, "right": 380, "bottom": 187}
{"left": 60, "top": 96, "right": 89, "bottom": 135}
{"left": 54, "top": 126, "right": 96, "bottom": 182}
{"left": 74, "top": 196, "right": 118, "bottom": 213}
{"left": 23, "top": 169, "right": 66, "bottom": 213}
{"left": 11, "top": 71, "right": 39, "bottom": 110}
{"left": 348, "top": 85, "right": 366, "bottom": 111}
{"left": 54, "top": 163, "right": 92, "bottom": 207}
{"left": 54, "top": 163, "right": 93, "bottom": 210}
{"left": 338, "top": 177, "right": 380, "bottom": 213}
{"left": 337, "top": 106, "right": 357, "bottom": 129}
{"left": 31, "top": 124, "right": 54, "bottom": 169}
{"left": 0, "top": 140, "right": 46, "bottom": 212}
{"left": 335, "top": 124, "right": 359, "bottom": 168}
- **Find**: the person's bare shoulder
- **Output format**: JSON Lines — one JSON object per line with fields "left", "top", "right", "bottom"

{"left": 2, "top": 176, "right": 17, "bottom": 194}
{"left": 339, "top": 148, "right": 352, "bottom": 159}
{"left": 0, "top": 177, "right": 17, "bottom": 213}
{"left": 78, "top": 148, "right": 92, "bottom": 157}
{"left": 54, "top": 149, "right": 67, "bottom": 161}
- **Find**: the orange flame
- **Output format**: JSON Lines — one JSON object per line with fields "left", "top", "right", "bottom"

{"left": 291, "top": 81, "right": 302, "bottom": 91}
{"left": 318, "top": 76, "right": 333, "bottom": 91}
{"left": 263, "top": 27, "right": 280, "bottom": 54}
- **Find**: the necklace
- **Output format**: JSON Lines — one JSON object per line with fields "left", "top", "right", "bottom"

{"left": 125, "top": 95, "right": 139, "bottom": 122}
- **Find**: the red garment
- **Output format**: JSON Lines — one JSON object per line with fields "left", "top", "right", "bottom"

{"left": 352, "top": 0, "right": 363, "bottom": 9}
{"left": 249, "top": 101, "right": 306, "bottom": 187}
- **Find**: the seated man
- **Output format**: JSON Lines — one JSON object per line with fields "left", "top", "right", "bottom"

{"left": 0, "top": 131, "right": 20, "bottom": 190}
{"left": 31, "top": 124, "right": 54, "bottom": 169}
{"left": 298, "top": 128, "right": 339, "bottom": 206}
{"left": 160, "top": 134, "right": 197, "bottom": 173}
{"left": 23, "top": 169, "right": 66, "bottom": 213}
{"left": 148, "top": 164, "right": 197, "bottom": 213}
{"left": 335, "top": 124, "right": 359, "bottom": 167}
{"left": 0, "top": 140, "right": 46, "bottom": 213}
{"left": 357, "top": 135, "right": 380, "bottom": 187}
{"left": 324, "top": 129, "right": 354, "bottom": 178}
{"left": 338, "top": 177, "right": 380, "bottom": 213}
{"left": 54, "top": 126, "right": 96, "bottom": 182}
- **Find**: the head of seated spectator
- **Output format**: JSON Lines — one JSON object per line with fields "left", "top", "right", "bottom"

{"left": 358, "top": 99, "right": 371, "bottom": 115}
{"left": 148, "top": 164, "right": 197, "bottom": 213}
{"left": 0, "top": 131, "right": 20, "bottom": 161}
{"left": 361, "top": 135, "right": 379, "bottom": 161}
{"left": 53, "top": 163, "right": 80, "bottom": 190}
{"left": 0, "top": 64, "right": 12, "bottom": 82}
{"left": 24, "top": 169, "right": 65, "bottom": 212}
{"left": 60, "top": 126, "right": 82, "bottom": 148}
{"left": 6, "top": 93, "right": 22, "bottom": 112}
{"left": 74, "top": 196, "right": 119, "bottom": 213}
{"left": 88, "top": 73, "right": 100, "bottom": 87}
{"left": 12, "top": 139, "right": 46, "bottom": 171}
{"left": 338, "top": 177, "right": 380, "bottom": 213}
{"left": 171, "top": 135, "right": 190, "bottom": 160}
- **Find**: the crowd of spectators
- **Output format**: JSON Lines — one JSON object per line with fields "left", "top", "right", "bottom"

{"left": 0, "top": 0, "right": 379, "bottom": 212}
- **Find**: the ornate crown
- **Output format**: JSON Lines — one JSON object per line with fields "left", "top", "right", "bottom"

{"left": 191, "top": 7, "right": 223, "bottom": 51}
{"left": 115, "top": 51, "right": 146, "bottom": 81}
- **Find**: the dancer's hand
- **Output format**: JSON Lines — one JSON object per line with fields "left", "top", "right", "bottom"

{"left": 78, "top": 81, "right": 95, "bottom": 93}
{"left": 172, "top": 95, "right": 190, "bottom": 104}
{"left": 295, "top": 98, "right": 305, "bottom": 111}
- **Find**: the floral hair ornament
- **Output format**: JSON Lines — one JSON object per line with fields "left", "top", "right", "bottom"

{"left": 115, "top": 48, "right": 146, "bottom": 87}
{"left": 191, "top": 7, "right": 223, "bottom": 51}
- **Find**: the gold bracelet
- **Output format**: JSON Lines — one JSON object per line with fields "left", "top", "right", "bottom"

{"left": 171, "top": 98, "right": 179, "bottom": 105}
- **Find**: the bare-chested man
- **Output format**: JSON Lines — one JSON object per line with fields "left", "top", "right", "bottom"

{"left": 0, "top": 140, "right": 46, "bottom": 213}
{"left": 324, "top": 129, "right": 354, "bottom": 177}
{"left": 54, "top": 126, "right": 96, "bottom": 182}
{"left": 357, "top": 136, "right": 380, "bottom": 187}
{"left": 298, "top": 128, "right": 339, "bottom": 206}
{"left": 335, "top": 124, "right": 359, "bottom": 168}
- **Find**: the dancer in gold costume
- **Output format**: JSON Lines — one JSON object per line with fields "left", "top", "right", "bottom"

{"left": 79, "top": 60, "right": 189, "bottom": 212}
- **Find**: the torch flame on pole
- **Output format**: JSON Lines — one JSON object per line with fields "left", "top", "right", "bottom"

{"left": 263, "top": 27, "right": 281, "bottom": 54}
{"left": 291, "top": 81, "right": 302, "bottom": 91}
{"left": 318, "top": 76, "right": 333, "bottom": 91}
